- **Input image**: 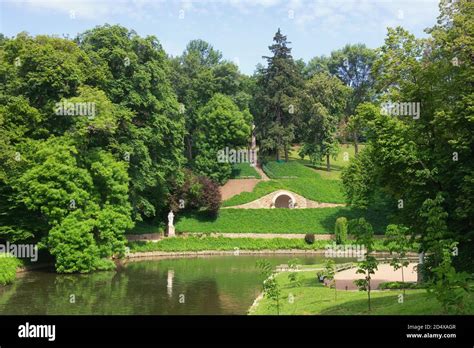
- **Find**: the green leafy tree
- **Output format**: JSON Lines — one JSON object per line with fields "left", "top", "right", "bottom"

{"left": 194, "top": 93, "right": 252, "bottom": 184}
{"left": 334, "top": 217, "right": 348, "bottom": 245}
{"left": 255, "top": 29, "right": 303, "bottom": 161}
{"left": 296, "top": 72, "right": 349, "bottom": 170}
{"left": 256, "top": 259, "right": 281, "bottom": 315}
{"left": 384, "top": 224, "right": 413, "bottom": 296}
{"left": 350, "top": 218, "right": 378, "bottom": 312}
{"left": 323, "top": 259, "right": 337, "bottom": 301}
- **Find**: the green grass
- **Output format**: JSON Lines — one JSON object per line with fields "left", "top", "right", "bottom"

{"left": 126, "top": 221, "right": 164, "bottom": 235}
{"left": 176, "top": 207, "right": 389, "bottom": 234}
{"left": 289, "top": 144, "right": 366, "bottom": 180}
{"left": 0, "top": 255, "right": 22, "bottom": 286}
{"left": 222, "top": 177, "right": 345, "bottom": 207}
{"left": 128, "top": 236, "right": 392, "bottom": 253}
{"left": 230, "top": 163, "right": 261, "bottom": 179}
{"left": 262, "top": 160, "right": 319, "bottom": 179}
{"left": 250, "top": 270, "right": 474, "bottom": 315}
{"left": 128, "top": 236, "right": 333, "bottom": 253}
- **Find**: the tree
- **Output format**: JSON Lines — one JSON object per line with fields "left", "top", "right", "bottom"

{"left": 296, "top": 72, "right": 349, "bottom": 170}
{"left": 384, "top": 224, "right": 413, "bottom": 296}
{"left": 77, "top": 25, "right": 186, "bottom": 221}
{"left": 256, "top": 259, "right": 281, "bottom": 315}
{"left": 334, "top": 217, "right": 348, "bottom": 245}
{"left": 323, "top": 259, "right": 337, "bottom": 301}
{"left": 193, "top": 93, "right": 252, "bottom": 184}
{"left": 255, "top": 29, "right": 303, "bottom": 161}
{"left": 350, "top": 218, "right": 378, "bottom": 312}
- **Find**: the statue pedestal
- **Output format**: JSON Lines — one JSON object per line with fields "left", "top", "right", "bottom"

{"left": 167, "top": 225, "right": 175, "bottom": 237}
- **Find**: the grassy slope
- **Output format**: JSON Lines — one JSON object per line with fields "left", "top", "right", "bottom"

{"left": 175, "top": 207, "right": 388, "bottom": 234}
{"left": 250, "top": 271, "right": 474, "bottom": 315}
{"left": 0, "top": 256, "right": 21, "bottom": 286}
{"left": 230, "top": 163, "right": 261, "bottom": 179}
{"left": 128, "top": 236, "right": 391, "bottom": 252}
{"left": 223, "top": 159, "right": 345, "bottom": 207}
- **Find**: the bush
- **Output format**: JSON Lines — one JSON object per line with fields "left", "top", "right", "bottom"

{"left": 305, "top": 233, "right": 315, "bottom": 244}
{"left": 0, "top": 255, "right": 22, "bottom": 286}
{"left": 335, "top": 217, "right": 348, "bottom": 244}
{"left": 169, "top": 169, "right": 221, "bottom": 216}
{"left": 378, "top": 281, "right": 421, "bottom": 290}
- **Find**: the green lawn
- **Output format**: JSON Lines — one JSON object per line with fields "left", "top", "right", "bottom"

{"left": 128, "top": 236, "right": 392, "bottom": 252}
{"left": 175, "top": 207, "right": 388, "bottom": 234}
{"left": 230, "top": 163, "right": 261, "bottom": 179}
{"left": 250, "top": 270, "right": 474, "bottom": 315}
{"left": 129, "top": 236, "right": 332, "bottom": 252}
{"left": 263, "top": 160, "right": 318, "bottom": 179}
{"left": 127, "top": 221, "right": 164, "bottom": 235}
{"left": 289, "top": 143, "right": 365, "bottom": 180}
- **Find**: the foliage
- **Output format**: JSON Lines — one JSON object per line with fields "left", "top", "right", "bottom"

{"left": 350, "top": 218, "right": 378, "bottom": 312}
{"left": 334, "top": 217, "right": 348, "bottom": 245}
{"left": 254, "top": 29, "right": 303, "bottom": 161}
{"left": 169, "top": 169, "right": 221, "bottom": 217}
{"left": 296, "top": 72, "right": 349, "bottom": 170}
{"left": 426, "top": 241, "right": 472, "bottom": 314}
{"left": 194, "top": 93, "right": 252, "bottom": 184}
{"left": 0, "top": 255, "right": 22, "bottom": 286}
{"left": 304, "top": 234, "right": 315, "bottom": 245}
{"left": 256, "top": 259, "right": 281, "bottom": 315}
{"left": 323, "top": 258, "right": 337, "bottom": 301}
{"left": 176, "top": 208, "right": 389, "bottom": 234}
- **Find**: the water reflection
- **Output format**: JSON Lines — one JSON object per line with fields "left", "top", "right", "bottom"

{"left": 0, "top": 255, "right": 353, "bottom": 315}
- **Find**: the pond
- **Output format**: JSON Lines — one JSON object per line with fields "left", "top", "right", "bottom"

{"left": 0, "top": 255, "right": 353, "bottom": 315}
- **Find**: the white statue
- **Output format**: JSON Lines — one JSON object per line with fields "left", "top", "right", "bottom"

{"left": 168, "top": 210, "right": 174, "bottom": 227}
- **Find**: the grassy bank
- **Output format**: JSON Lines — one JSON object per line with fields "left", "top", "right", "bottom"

{"left": 230, "top": 163, "right": 261, "bottom": 179}
{"left": 128, "top": 236, "right": 331, "bottom": 252}
{"left": 250, "top": 270, "right": 474, "bottom": 315}
{"left": 176, "top": 207, "right": 388, "bottom": 234}
{"left": 222, "top": 178, "right": 345, "bottom": 207}
{"left": 128, "top": 236, "right": 392, "bottom": 253}
{"left": 0, "top": 255, "right": 22, "bottom": 286}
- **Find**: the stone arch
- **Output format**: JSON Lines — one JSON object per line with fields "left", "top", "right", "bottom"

{"left": 272, "top": 191, "right": 297, "bottom": 208}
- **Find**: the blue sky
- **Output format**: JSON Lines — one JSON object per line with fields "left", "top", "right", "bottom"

{"left": 1, "top": 0, "right": 440, "bottom": 75}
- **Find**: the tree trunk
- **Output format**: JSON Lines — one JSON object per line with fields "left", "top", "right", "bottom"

{"left": 276, "top": 149, "right": 280, "bottom": 161}
{"left": 326, "top": 154, "right": 331, "bottom": 171}
{"left": 284, "top": 145, "right": 289, "bottom": 162}
{"left": 186, "top": 136, "right": 193, "bottom": 161}
{"left": 353, "top": 131, "right": 359, "bottom": 156}
{"left": 402, "top": 266, "right": 405, "bottom": 297}
{"left": 367, "top": 273, "right": 371, "bottom": 312}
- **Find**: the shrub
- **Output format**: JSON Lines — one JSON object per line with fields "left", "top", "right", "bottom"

{"left": 0, "top": 255, "right": 22, "bottom": 286}
{"left": 334, "top": 217, "right": 348, "bottom": 244}
{"left": 304, "top": 233, "right": 315, "bottom": 244}
{"left": 169, "top": 169, "right": 221, "bottom": 216}
{"left": 378, "top": 281, "right": 420, "bottom": 290}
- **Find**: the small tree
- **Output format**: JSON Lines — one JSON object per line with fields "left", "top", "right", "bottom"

{"left": 350, "top": 218, "right": 378, "bottom": 312}
{"left": 323, "top": 259, "right": 337, "bottom": 301}
{"left": 426, "top": 241, "right": 472, "bottom": 314}
{"left": 334, "top": 217, "right": 348, "bottom": 245}
{"left": 256, "top": 260, "right": 281, "bottom": 315}
{"left": 384, "top": 224, "right": 412, "bottom": 296}
{"left": 287, "top": 258, "right": 301, "bottom": 287}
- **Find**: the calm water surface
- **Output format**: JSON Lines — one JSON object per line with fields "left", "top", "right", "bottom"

{"left": 0, "top": 255, "right": 352, "bottom": 315}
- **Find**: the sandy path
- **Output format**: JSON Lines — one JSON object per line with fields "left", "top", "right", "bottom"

{"left": 334, "top": 263, "right": 418, "bottom": 290}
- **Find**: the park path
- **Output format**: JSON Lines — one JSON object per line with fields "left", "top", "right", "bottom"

{"left": 219, "top": 165, "right": 269, "bottom": 200}
{"left": 334, "top": 263, "right": 418, "bottom": 290}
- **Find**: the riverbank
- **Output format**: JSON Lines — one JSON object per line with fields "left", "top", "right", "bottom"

{"left": 248, "top": 270, "right": 474, "bottom": 315}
